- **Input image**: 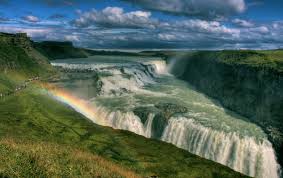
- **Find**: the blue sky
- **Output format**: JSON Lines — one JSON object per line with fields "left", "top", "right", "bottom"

{"left": 0, "top": 0, "right": 283, "bottom": 49}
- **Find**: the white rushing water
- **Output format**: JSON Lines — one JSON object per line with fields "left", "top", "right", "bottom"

{"left": 51, "top": 55, "right": 281, "bottom": 178}
{"left": 144, "top": 113, "right": 155, "bottom": 138}
{"left": 162, "top": 117, "right": 279, "bottom": 178}
{"left": 90, "top": 106, "right": 280, "bottom": 178}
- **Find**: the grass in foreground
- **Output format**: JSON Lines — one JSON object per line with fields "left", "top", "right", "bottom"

{"left": 0, "top": 138, "right": 140, "bottom": 178}
{"left": 0, "top": 85, "right": 249, "bottom": 178}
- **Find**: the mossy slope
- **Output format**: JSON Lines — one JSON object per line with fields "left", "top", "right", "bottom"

{"left": 0, "top": 86, "right": 248, "bottom": 178}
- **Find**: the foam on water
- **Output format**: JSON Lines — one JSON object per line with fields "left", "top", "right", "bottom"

{"left": 87, "top": 106, "right": 155, "bottom": 138}
{"left": 93, "top": 104, "right": 280, "bottom": 178}
{"left": 145, "top": 60, "right": 168, "bottom": 75}
{"left": 50, "top": 56, "right": 281, "bottom": 178}
{"left": 144, "top": 113, "right": 155, "bottom": 138}
{"left": 161, "top": 117, "right": 280, "bottom": 178}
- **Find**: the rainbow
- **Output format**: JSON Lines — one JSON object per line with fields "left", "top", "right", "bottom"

{"left": 41, "top": 83, "right": 107, "bottom": 125}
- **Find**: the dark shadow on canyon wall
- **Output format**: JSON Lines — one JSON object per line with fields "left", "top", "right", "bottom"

{"left": 167, "top": 50, "right": 283, "bottom": 170}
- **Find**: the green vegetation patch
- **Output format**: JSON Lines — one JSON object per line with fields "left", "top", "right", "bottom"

{"left": 0, "top": 138, "right": 141, "bottom": 178}
{"left": 178, "top": 50, "right": 283, "bottom": 73}
{"left": 0, "top": 85, "right": 249, "bottom": 178}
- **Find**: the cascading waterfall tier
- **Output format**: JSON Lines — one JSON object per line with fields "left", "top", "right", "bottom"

{"left": 162, "top": 117, "right": 280, "bottom": 178}
{"left": 91, "top": 106, "right": 281, "bottom": 178}
{"left": 50, "top": 56, "right": 281, "bottom": 178}
{"left": 94, "top": 107, "right": 155, "bottom": 138}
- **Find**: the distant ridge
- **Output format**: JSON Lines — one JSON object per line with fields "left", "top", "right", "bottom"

{"left": 34, "top": 40, "right": 89, "bottom": 59}
{"left": 0, "top": 32, "right": 54, "bottom": 91}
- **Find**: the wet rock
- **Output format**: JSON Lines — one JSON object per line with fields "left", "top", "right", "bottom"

{"left": 133, "top": 103, "right": 188, "bottom": 139}
{"left": 155, "top": 103, "right": 188, "bottom": 119}
{"left": 133, "top": 106, "right": 159, "bottom": 124}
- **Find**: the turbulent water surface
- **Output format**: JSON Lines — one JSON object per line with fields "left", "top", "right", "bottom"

{"left": 51, "top": 55, "right": 281, "bottom": 178}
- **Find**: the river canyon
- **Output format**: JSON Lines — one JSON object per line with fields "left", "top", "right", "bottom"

{"left": 48, "top": 55, "right": 281, "bottom": 178}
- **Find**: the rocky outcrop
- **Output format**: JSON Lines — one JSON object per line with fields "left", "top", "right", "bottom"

{"left": 134, "top": 103, "right": 188, "bottom": 138}
{"left": 169, "top": 50, "right": 283, "bottom": 168}
{"left": 155, "top": 103, "right": 188, "bottom": 119}
{"left": 0, "top": 32, "right": 31, "bottom": 49}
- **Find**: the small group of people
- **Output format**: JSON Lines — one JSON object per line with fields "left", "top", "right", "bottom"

{"left": 0, "top": 76, "right": 40, "bottom": 99}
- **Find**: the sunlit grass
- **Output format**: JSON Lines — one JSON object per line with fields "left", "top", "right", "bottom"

{"left": 0, "top": 85, "right": 249, "bottom": 178}
{"left": 0, "top": 137, "right": 141, "bottom": 178}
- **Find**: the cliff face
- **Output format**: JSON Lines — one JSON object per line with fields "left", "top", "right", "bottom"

{"left": 169, "top": 50, "right": 283, "bottom": 167}
{"left": 0, "top": 32, "right": 32, "bottom": 49}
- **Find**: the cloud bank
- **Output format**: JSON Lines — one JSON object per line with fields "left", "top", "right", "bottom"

{"left": 73, "top": 7, "right": 157, "bottom": 29}
{"left": 123, "top": 0, "right": 246, "bottom": 19}
{"left": 1, "top": 0, "right": 283, "bottom": 50}
{"left": 22, "top": 15, "right": 40, "bottom": 23}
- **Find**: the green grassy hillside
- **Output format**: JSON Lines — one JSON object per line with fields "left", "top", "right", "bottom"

{"left": 0, "top": 138, "right": 141, "bottom": 178}
{"left": 207, "top": 50, "right": 283, "bottom": 73}
{"left": 0, "top": 41, "right": 55, "bottom": 92}
{"left": 166, "top": 49, "right": 283, "bottom": 73}
{"left": 0, "top": 85, "right": 248, "bottom": 178}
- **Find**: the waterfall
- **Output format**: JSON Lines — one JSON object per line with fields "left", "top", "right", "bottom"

{"left": 161, "top": 117, "right": 280, "bottom": 178}
{"left": 144, "top": 113, "right": 155, "bottom": 138}
{"left": 50, "top": 57, "right": 281, "bottom": 178}
{"left": 107, "top": 111, "right": 145, "bottom": 135}
{"left": 95, "top": 107, "right": 156, "bottom": 139}
{"left": 90, "top": 105, "right": 280, "bottom": 178}
{"left": 145, "top": 60, "right": 168, "bottom": 75}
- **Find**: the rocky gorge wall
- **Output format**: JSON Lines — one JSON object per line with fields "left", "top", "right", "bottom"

{"left": 169, "top": 51, "right": 283, "bottom": 168}
{"left": 0, "top": 32, "right": 31, "bottom": 49}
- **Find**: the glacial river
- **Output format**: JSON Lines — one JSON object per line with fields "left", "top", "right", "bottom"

{"left": 50, "top": 55, "right": 281, "bottom": 178}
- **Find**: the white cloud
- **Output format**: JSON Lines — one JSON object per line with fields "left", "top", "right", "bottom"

{"left": 22, "top": 15, "right": 40, "bottom": 23}
{"left": 250, "top": 26, "right": 269, "bottom": 34}
{"left": 123, "top": 0, "right": 246, "bottom": 19}
{"left": 272, "top": 21, "right": 283, "bottom": 30}
{"left": 170, "top": 19, "right": 240, "bottom": 36}
{"left": 0, "top": 26, "right": 51, "bottom": 38}
{"left": 158, "top": 33, "right": 177, "bottom": 41}
{"left": 1, "top": 3, "right": 283, "bottom": 50}
{"left": 73, "top": 7, "right": 157, "bottom": 29}
{"left": 64, "top": 35, "right": 79, "bottom": 41}
{"left": 68, "top": 8, "right": 283, "bottom": 49}
{"left": 232, "top": 18, "right": 254, "bottom": 27}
